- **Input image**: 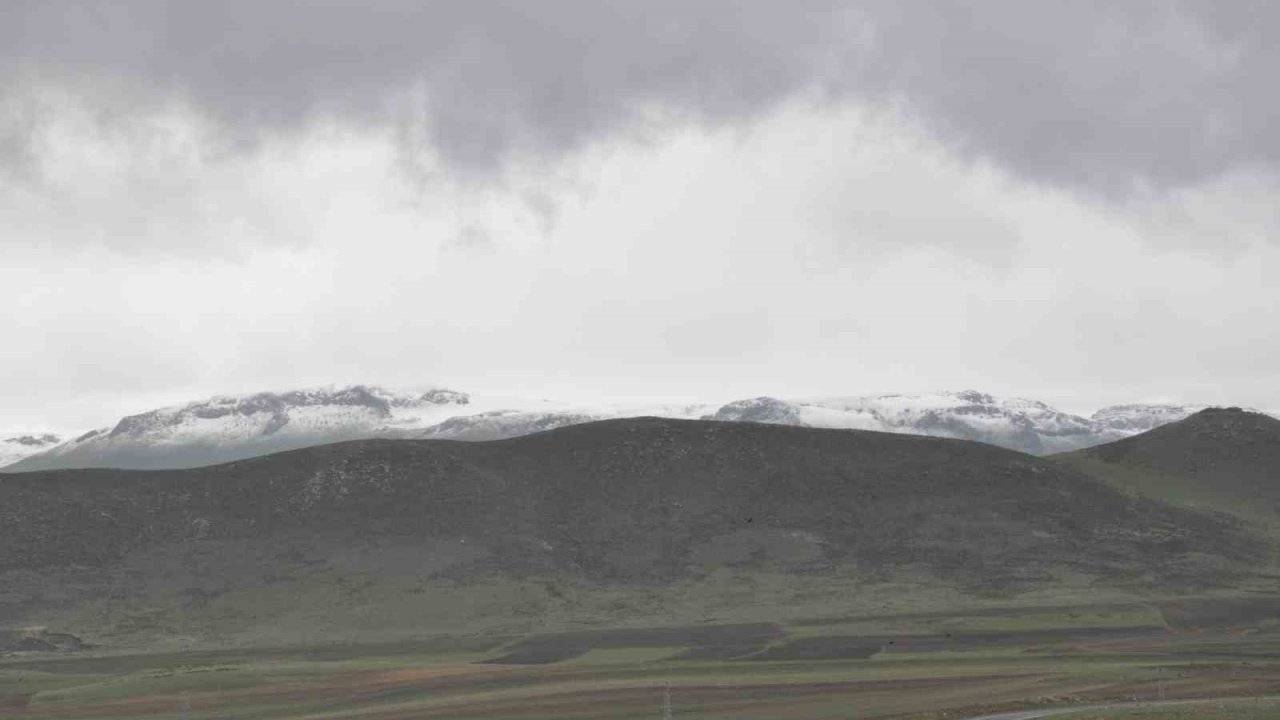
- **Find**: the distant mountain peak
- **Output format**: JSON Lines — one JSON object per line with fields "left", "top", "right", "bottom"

{"left": 1089, "top": 403, "right": 1208, "bottom": 434}
{"left": 1177, "top": 405, "right": 1278, "bottom": 432}
{"left": 1196, "top": 405, "right": 1252, "bottom": 416}
{"left": 706, "top": 397, "right": 801, "bottom": 424}
{"left": 952, "top": 389, "right": 998, "bottom": 404}
{"left": 102, "top": 384, "right": 473, "bottom": 439}
{"left": 413, "top": 388, "right": 470, "bottom": 405}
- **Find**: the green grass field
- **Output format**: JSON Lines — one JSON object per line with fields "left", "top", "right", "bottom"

{"left": 6, "top": 598, "right": 1280, "bottom": 720}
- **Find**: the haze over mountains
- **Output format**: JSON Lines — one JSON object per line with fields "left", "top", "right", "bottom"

{"left": 2, "top": 411, "right": 1270, "bottom": 650}
{"left": 5, "top": 385, "right": 1260, "bottom": 472}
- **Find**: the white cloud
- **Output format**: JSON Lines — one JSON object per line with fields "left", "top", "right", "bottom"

{"left": 4, "top": 99, "right": 1277, "bottom": 431}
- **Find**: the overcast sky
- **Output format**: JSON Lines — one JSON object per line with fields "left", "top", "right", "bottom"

{"left": 3, "top": 1, "right": 1279, "bottom": 432}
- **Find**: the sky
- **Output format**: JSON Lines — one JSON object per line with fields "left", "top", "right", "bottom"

{"left": 2, "top": 1, "right": 1279, "bottom": 433}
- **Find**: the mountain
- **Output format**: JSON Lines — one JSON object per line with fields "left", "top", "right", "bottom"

{"left": 7, "top": 386, "right": 495, "bottom": 471}
{"left": 0, "top": 433, "right": 62, "bottom": 468}
{"left": 4, "top": 385, "right": 1234, "bottom": 471}
{"left": 1058, "top": 408, "right": 1280, "bottom": 520}
{"left": 709, "top": 391, "right": 1101, "bottom": 454}
{"left": 4, "top": 385, "right": 721, "bottom": 471}
{"left": 0, "top": 418, "right": 1260, "bottom": 649}
{"left": 706, "top": 392, "right": 1221, "bottom": 455}
{"left": 1089, "top": 404, "right": 1209, "bottom": 434}
{"left": 414, "top": 409, "right": 602, "bottom": 441}
{"left": 413, "top": 402, "right": 712, "bottom": 441}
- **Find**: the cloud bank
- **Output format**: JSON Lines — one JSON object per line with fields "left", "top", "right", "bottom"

{"left": 3, "top": 2, "right": 1279, "bottom": 195}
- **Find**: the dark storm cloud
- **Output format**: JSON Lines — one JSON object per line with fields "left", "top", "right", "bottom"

{"left": 0, "top": 1, "right": 856, "bottom": 175}
{"left": 1, "top": 1, "right": 1278, "bottom": 194}
{"left": 854, "top": 1, "right": 1280, "bottom": 197}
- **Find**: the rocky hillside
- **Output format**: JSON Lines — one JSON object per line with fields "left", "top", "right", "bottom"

{"left": 0, "top": 419, "right": 1262, "bottom": 648}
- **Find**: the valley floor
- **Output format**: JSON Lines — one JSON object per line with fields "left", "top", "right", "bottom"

{"left": 5, "top": 598, "right": 1280, "bottom": 720}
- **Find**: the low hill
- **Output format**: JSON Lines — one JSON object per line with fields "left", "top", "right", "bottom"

{"left": 1058, "top": 408, "right": 1280, "bottom": 522}
{"left": 0, "top": 418, "right": 1262, "bottom": 650}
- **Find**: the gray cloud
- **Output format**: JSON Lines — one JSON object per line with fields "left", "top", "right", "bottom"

{"left": 853, "top": 1, "right": 1280, "bottom": 198}
{"left": 0, "top": 1, "right": 853, "bottom": 177}
{"left": 2, "top": 1, "right": 1277, "bottom": 197}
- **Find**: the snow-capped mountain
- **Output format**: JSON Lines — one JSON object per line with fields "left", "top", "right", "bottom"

{"left": 708, "top": 391, "right": 1110, "bottom": 454}
{"left": 4, "top": 385, "right": 710, "bottom": 471}
{"left": 704, "top": 395, "right": 1265, "bottom": 454}
{"left": 0, "top": 433, "right": 63, "bottom": 468}
{"left": 412, "top": 401, "right": 713, "bottom": 442}
{"left": 1089, "top": 403, "right": 1208, "bottom": 434}
{"left": 7, "top": 386, "right": 479, "bottom": 471}
{"left": 2, "top": 385, "right": 1255, "bottom": 471}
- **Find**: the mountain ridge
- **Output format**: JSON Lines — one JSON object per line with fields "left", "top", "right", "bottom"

{"left": 5, "top": 385, "right": 1267, "bottom": 471}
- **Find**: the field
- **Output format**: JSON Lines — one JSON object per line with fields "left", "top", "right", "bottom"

{"left": 6, "top": 597, "right": 1280, "bottom": 720}
{"left": 1053, "top": 698, "right": 1280, "bottom": 719}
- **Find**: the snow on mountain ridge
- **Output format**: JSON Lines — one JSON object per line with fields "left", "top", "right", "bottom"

{"left": 710, "top": 391, "right": 1105, "bottom": 454}
{"left": 7, "top": 385, "right": 720, "bottom": 470}
{"left": 707, "top": 397, "right": 802, "bottom": 425}
{"left": 413, "top": 400, "right": 716, "bottom": 442}
{"left": 7, "top": 385, "right": 489, "bottom": 470}
{"left": 88, "top": 385, "right": 474, "bottom": 444}
{"left": 1089, "top": 403, "right": 1209, "bottom": 434}
{"left": 3, "top": 386, "right": 1262, "bottom": 471}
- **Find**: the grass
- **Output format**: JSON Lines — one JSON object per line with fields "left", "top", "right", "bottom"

{"left": 7, "top": 598, "right": 1280, "bottom": 719}
{"left": 1055, "top": 455, "right": 1280, "bottom": 537}
{"left": 1056, "top": 697, "right": 1280, "bottom": 719}
{"left": 560, "top": 647, "right": 688, "bottom": 666}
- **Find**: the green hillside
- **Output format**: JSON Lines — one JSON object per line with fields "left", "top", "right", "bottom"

{"left": 1056, "top": 408, "right": 1280, "bottom": 531}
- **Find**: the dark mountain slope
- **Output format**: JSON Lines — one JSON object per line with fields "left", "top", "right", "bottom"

{"left": 3, "top": 418, "right": 1257, "bottom": 580}
{"left": 1058, "top": 408, "right": 1280, "bottom": 519}
{"left": 0, "top": 418, "right": 1263, "bottom": 647}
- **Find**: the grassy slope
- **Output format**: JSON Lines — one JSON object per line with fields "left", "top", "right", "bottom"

{"left": 1053, "top": 411, "right": 1280, "bottom": 582}
{"left": 1054, "top": 409, "right": 1280, "bottom": 527}
{"left": 6, "top": 608, "right": 1280, "bottom": 719}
